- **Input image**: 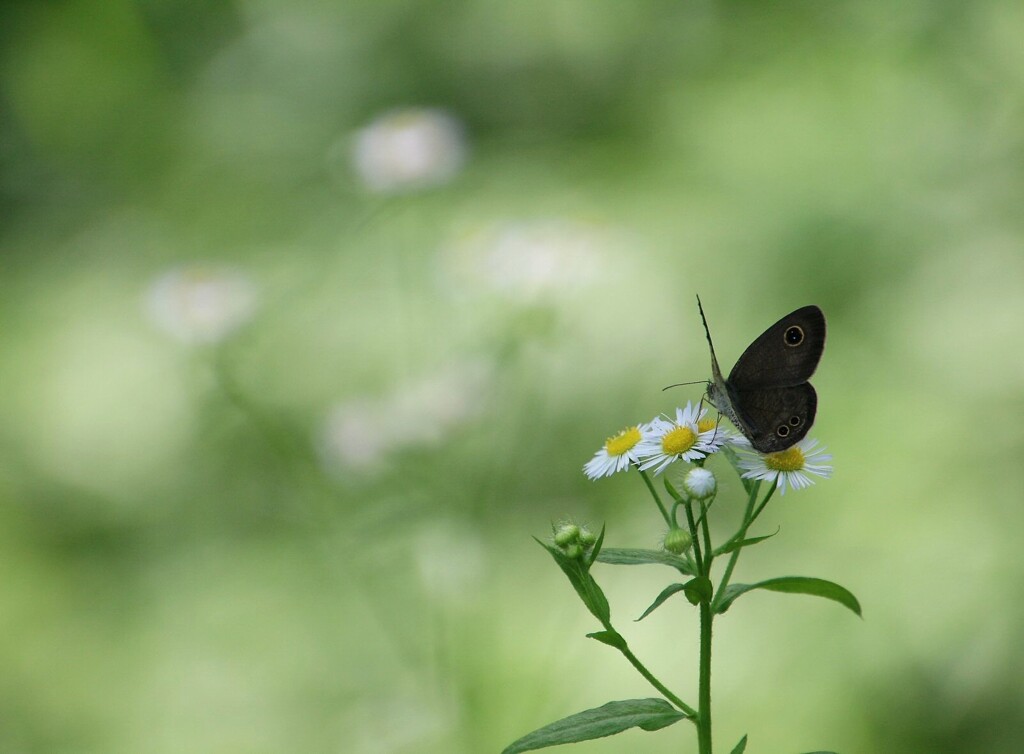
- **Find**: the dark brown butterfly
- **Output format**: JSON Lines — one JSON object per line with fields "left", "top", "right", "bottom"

{"left": 697, "top": 296, "right": 826, "bottom": 453}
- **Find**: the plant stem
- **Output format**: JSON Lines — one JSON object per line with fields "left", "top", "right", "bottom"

{"left": 638, "top": 468, "right": 673, "bottom": 527}
{"left": 697, "top": 598, "right": 713, "bottom": 753}
{"left": 696, "top": 493, "right": 716, "bottom": 752}
{"left": 699, "top": 501, "right": 713, "bottom": 571}
{"left": 682, "top": 498, "right": 704, "bottom": 574}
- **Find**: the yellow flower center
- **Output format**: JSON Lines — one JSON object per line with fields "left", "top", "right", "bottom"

{"left": 697, "top": 418, "right": 717, "bottom": 433}
{"left": 765, "top": 446, "right": 805, "bottom": 472}
{"left": 605, "top": 426, "right": 642, "bottom": 457}
{"left": 662, "top": 426, "right": 696, "bottom": 455}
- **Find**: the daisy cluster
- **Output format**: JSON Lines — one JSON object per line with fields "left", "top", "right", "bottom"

{"left": 583, "top": 402, "right": 831, "bottom": 495}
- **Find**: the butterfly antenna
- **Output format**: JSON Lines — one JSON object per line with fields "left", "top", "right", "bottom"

{"left": 696, "top": 295, "right": 715, "bottom": 356}
{"left": 662, "top": 380, "right": 706, "bottom": 391}
{"left": 696, "top": 295, "right": 725, "bottom": 384}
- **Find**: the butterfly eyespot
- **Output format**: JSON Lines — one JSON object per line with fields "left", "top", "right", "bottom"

{"left": 788, "top": 416, "right": 801, "bottom": 427}
{"left": 784, "top": 325, "right": 804, "bottom": 346}
{"left": 776, "top": 425, "right": 790, "bottom": 437}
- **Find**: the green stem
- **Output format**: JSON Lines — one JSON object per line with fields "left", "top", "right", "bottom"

{"left": 695, "top": 497, "right": 716, "bottom": 753}
{"left": 638, "top": 468, "right": 673, "bottom": 527}
{"left": 682, "top": 498, "right": 704, "bottom": 574}
{"left": 697, "top": 598, "right": 713, "bottom": 754}
{"left": 699, "top": 501, "right": 713, "bottom": 571}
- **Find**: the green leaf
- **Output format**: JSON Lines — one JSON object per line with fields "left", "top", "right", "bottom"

{"left": 587, "top": 630, "right": 627, "bottom": 651}
{"left": 715, "top": 576, "right": 862, "bottom": 616}
{"left": 636, "top": 577, "right": 713, "bottom": 620}
{"left": 683, "top": 576, "right": 713, "bottom": 605}
{"left": 663, "top": 477, "right": 683, "bottom": 501}
{"left": 595, "top": 548, "right": 695, "bottom": 575}
{"left": 502, "top": 698, "right": 689, "bottom": 754}
{"left": 730, "top": 734, "right": 748, "bottom": 754}
{"left": 636, "top": 583, "right": 687, "bottom": 621}
{"left": 585, "top": 524, "right": 607, "bottom": 568}
{"left": 714, "top": 528, "right": 779, "bottom": 557}
{"left": 536, "top": 538, "right": 611, "bottom": 624}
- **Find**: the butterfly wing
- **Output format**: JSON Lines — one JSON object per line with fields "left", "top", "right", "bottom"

{"left": 729, "top": 383, "right": 817, "bottom": 453}
{"left": 727, "top": 306, "right": 825, "bottom": 389}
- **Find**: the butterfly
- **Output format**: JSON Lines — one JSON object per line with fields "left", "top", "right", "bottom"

{"left": 697, "top": 296, "right": 826, "bottom": 453}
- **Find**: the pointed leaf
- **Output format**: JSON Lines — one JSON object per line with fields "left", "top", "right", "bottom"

{"left": 636, "top": 583, "right": 687, "bottom": 621}
{"left": 716, "top": 576, "right": 862, "bottom": 617}
{"left": 584, "top": 524, "right": 607, "bottom": 568}
{"left": 587, "top": 630, "right": 627, "bottom": 651}
{"left": 730, "top": 734, "right": 748, "bottom": 754}
{"left": 714, "top": 528, "right": 779, "bottom": 557}
{"left": 502, "top": 698, "right": 689, "bottom": 754}
{"left": 596, "top": 548, "right": 695, "bottom": 575}
{"left": 536, "top": 538, "right": 611, "bottom": 623}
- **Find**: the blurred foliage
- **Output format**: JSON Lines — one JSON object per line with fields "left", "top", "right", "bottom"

{"left": 1, "top": 1, "right": 1023, "bottom": 752}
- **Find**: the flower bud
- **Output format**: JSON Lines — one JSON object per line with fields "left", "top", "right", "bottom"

{"left": 663, "top": 528, "right": 693, "bottom": 555}
{"left": 683, "top": 467, "right": 717, "bottom": 500}
{"left": 563, "top": 543, "right": 584, "bottom": 560}
{"left": 553, "top": 523, "right": 580, "bottom": 547}
{"left": 578, "top": 526, "right": 597, "bottom": 547}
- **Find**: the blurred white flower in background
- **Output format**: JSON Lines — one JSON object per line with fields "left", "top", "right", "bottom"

{"left": 350, "top": 108, "right": 467, "bottom": 193}
{"left": 317, "top": 399, "right": 393, "bottom": 471}
{"left": 439, "top": 218, "right": 610, "bottom": 301}
{"left": 145, "top": 265, "right": 258, "bottom": 344}
{"left": 318, "top": 360, "right": 492, "bottom": 472}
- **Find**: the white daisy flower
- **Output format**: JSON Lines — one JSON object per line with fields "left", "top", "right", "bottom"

{"left": 635, "top": 403, "right": 718, "bottom": 474}
{"left": 737, "top": 437, "right": 833, "bottom": 495}
{"left": 583, "top": 424, "right": 649, "bottom": 480}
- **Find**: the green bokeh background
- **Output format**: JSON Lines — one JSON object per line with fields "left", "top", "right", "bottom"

{"left": 2, "top": 2, "right": 1023, "bottom": 752}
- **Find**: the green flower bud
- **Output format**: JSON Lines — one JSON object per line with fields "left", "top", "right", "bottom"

{"left": 553, "top": 523, "right": 580, "bottom": 547}
{"left": 563, "top": 543, "right": 584, "bottom": 560}
{"left": 663, "top": 528, "right": 693, "bottom": 555}
{"left": 578, "top": 526, "right": 597, "bottom": 547}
